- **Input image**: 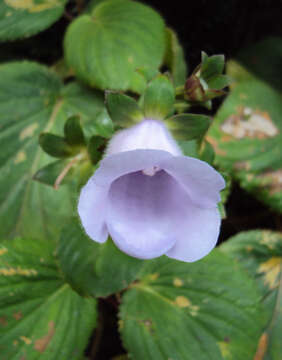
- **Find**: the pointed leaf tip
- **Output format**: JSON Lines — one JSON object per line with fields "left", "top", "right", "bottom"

{"left": 143, "top": 75, "right": 175, "bottom": 119}
{"left": 64, "top": 115, "right": 85, "bottom": 146}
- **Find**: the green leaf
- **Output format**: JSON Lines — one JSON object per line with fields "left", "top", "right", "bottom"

{"left": 84, "top": 0, "right": 108, "bottom": 13}
{"left": 201, "top": 52, "right": 225, "bottom": 80}
{"left": 0, "top": 0, "right": 67, "bottom": 41}
{"left": 106, "top": 93, "right": 143, "bottom": 128}
{"left": 0, "top": 61, "right": 107, "bottom": 241}
{"left": 39, "top": 133, "right": 75, "bottom": 158}
{"left": 64, "top": 116, "right": 85, "bottom": 146}
{"left": 207, "top": 59, "right": 282, "bottom": 213}
{"left": 221, "top": 230, "right": 282, "bottom": 360}
{"left": 120, "top": 251, "right": 265, "bottom": 360}
{"left": 57, "top": 220, "right": 144, "bottom": 297}
{"left": 166, "top": 113, "right": 211, "bottom": 140}
{"left": 143, "top": 75, "right": 175, "bottom": 119}
{"left": 0, "top": 237, "right": 97, "bottom": 359}
{"left": 164, "top": 28, "right": 187, "bottom": 87}
{"left": 64, "top": 0, "right": 166, "bottom": 91}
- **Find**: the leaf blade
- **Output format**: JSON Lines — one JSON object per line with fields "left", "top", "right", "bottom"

{"left": 0, "top": 237, "right": 97, "bottom": 359}
{"left": 57, "top": 220, "right": 144, "bottom": 297}
{"left": 221, "top": 230, "right": 282, "bottom": 360}
{"left": 64, "top": 0, "right": 166, "bottom": 91}
{"left": 120, "top": 251, "right": 265, "bottom": 360}
{"left": 0, "top": 0, "right": 67, "bottom": 41}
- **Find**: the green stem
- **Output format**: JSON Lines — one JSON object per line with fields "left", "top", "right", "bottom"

{"left": 175, "top": 85, "right": 185, "bottom": 96}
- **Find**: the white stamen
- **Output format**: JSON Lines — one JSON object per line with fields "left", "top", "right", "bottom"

{"left": 142, "top": 166, "right": 160, "bottom": 176}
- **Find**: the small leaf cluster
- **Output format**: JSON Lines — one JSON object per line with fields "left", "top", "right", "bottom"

{"left": 107, "top": 75, "right": 211, "bottom": 142}
{"left": 184, "top": 52, "right": 231, "bottom": 109}
{"left": 36, "top": 115, "right": 107, "bottom": 189}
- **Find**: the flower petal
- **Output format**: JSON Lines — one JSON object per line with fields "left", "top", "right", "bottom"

{"left": 106, "top": 170, "right": 191, "bottom": 259}
{"left": 160, "top": 156, "right": 225, "bottom": 208}
{"left": 166, "top": 206, "right": 221, "bottom": 262}
{"left": 106, "top": 119, "right": 183, "bottom": 156}
{"left": 78, "top": 177, "right": 109, "bottom": 243}
{"left": 94, "top": 149, "right": 173, "bottom": 186}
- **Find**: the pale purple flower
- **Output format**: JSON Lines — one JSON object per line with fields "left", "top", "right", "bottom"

{"left": 78, "top": 119, "right": 225, "bottom": 262}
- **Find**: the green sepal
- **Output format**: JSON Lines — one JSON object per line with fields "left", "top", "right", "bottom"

{"left": 88, "top": 135, "right": 106, "bottom": 164}
{"left": 33, "top": 159, "right": 72, "bottom": 187}
{"left": 129, "top": 71, "right": 148, "bottom": 94}
{"left": 84, "top": 108, "right": 114, "bottom": 139}
{"left": 57, "top": 220, "right": 144, "bottom": 298}
{"left": 201, "top": 52, "right": 225, "bottom": 80}
{"left": 33, "top": 155, "right": 92, "bottom": 190}
{"left": 136, "top": 67, "right": 159, "bottom": 82}
{"left": 164, "top": 28, "right": 187, "bottom": 87}
{"left": 143, "top": 75, "right": 175, "bottom": 119}
{"left": 39, "top": 133, "right": 75, "bottom": 158}
{"left": 165, "top": 113, "right": 211, "bottom": 141}
{"left": 174, "top": 99, "right": 190, "bottom": 114}
{"left": 106, "top": 92, "right": 144, "bottom": 128}
{"left": 198, "top": 140, "right": 215, "bottom": 165}
{"left": 206, "top": 74, "right": 232, "bottom": 90}
{"left": 64, "top": 115, "right": 85, "bottom": 146}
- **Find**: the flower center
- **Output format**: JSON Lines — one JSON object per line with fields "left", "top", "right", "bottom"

{"left": 142, "top": 166, "right": 160, "bottom": 176}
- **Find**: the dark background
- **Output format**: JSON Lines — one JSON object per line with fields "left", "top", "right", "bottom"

{"left": 2, "top": 0, "right": 282, "bottom": 69}
{"left": 2, "top": 1, "right": 281, "bottom": 358}
{"left": 146, "top": 0, "right": 282, "bottom": 69}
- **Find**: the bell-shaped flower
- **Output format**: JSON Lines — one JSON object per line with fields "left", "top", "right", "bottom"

{"left": 78, "top": 119, "right": 225, "bottom": 262}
